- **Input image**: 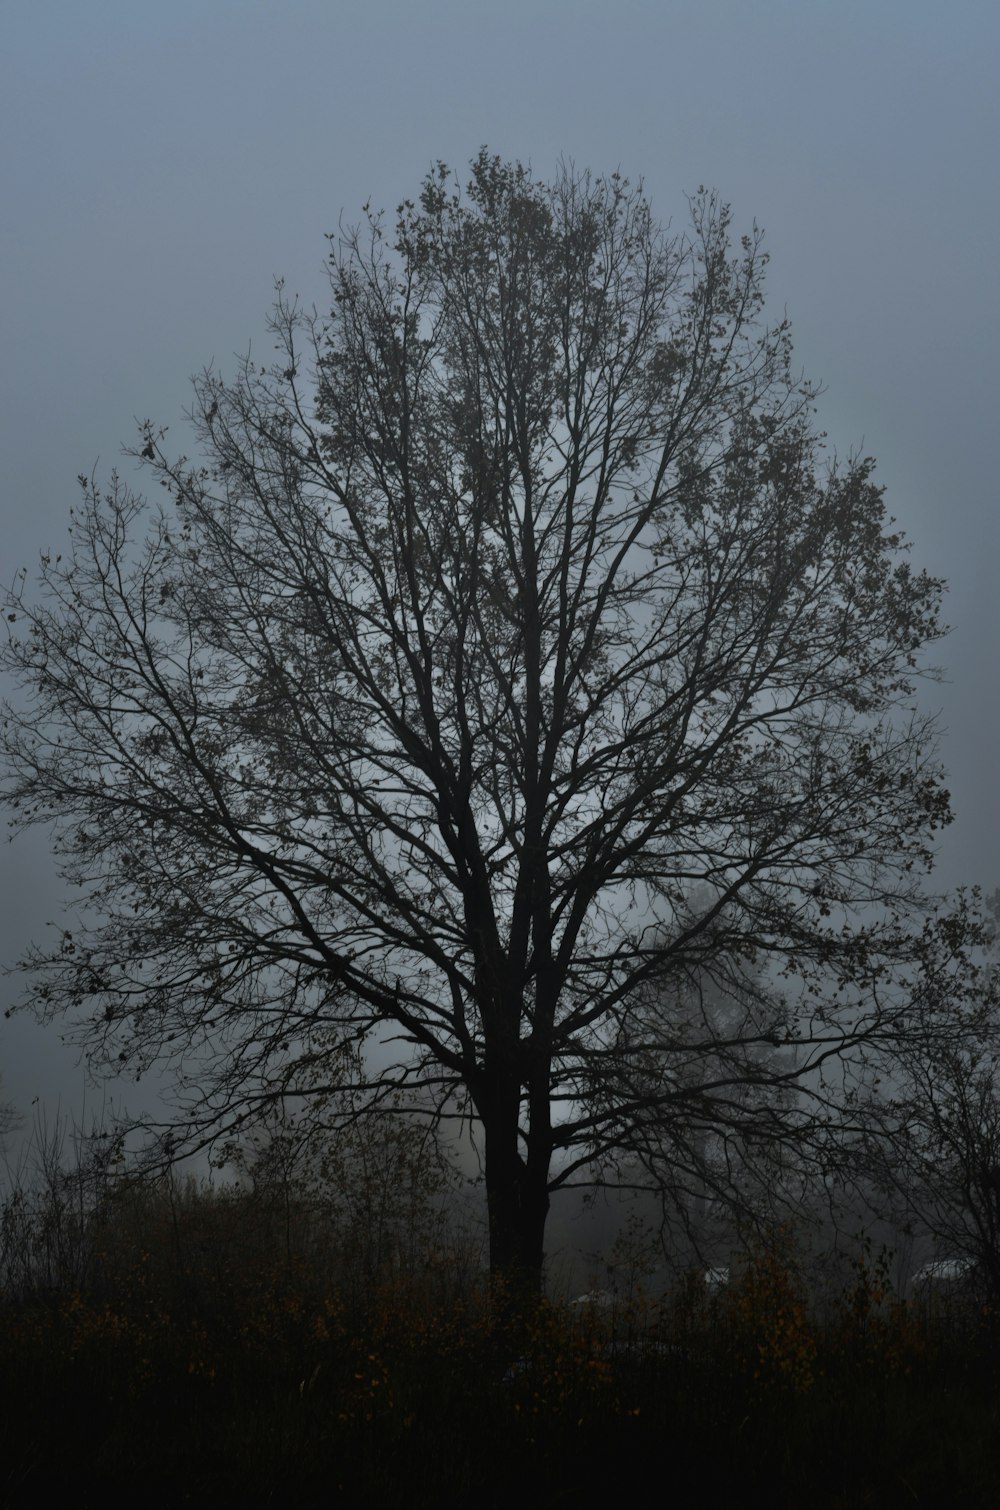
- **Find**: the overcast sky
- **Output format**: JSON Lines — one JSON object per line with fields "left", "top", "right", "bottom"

{"left": 1, "top": 0, "right": 997, "bottom": 1142}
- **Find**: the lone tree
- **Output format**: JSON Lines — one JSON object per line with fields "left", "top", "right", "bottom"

{"left": 2, "top": 152, "right": 962, "bottom": 1298}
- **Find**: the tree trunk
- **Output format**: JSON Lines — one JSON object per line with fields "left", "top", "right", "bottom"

{"left": 482, "top": 1102, "right": 550, "bottom": 1320}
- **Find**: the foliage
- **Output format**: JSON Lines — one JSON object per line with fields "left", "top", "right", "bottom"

{"left": 222, "top": 1097, "right": 482, "bottom": 1304}
{"left": 0, "top": 1104, "right": 478, "bottom": 1315}
{"left": 0, "top": 1206, "right": 997, "bottom": 1506}
{"left": 1, "top": 150, "right": 968, "bottom": 1290}
{"left": 727, "top": 1237, "right": 818, "bottom": 1394}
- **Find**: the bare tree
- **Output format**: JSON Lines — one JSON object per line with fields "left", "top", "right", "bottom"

{"left": 863, "top": 895, "right": 1000, "bottom": 1300}
{"left": 2, "top": 152, "right": 967, "bottom": 1299}
{"left": 592, "top": 946, "right": 810, "bottom": 1238}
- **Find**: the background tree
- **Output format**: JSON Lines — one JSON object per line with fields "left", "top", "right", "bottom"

{"left": 862, "top": 889, "right": 1000, "bottom": 1301}
{"left": 892, "top": 1043, "right": 1000, "bottom": 1303}
{"left": 2, "top": 152, "right": 963, "bottom": 1299}
{"left": 222, "top": 1077, "right": 476, "bottom": 1302}
{"left": 579, "top": 915, "right": 805, "bottom": 1222}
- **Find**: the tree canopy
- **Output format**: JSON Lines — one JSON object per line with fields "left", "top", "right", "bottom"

{"left": 2, "top": 152, "right": 969, "bottom": 1293}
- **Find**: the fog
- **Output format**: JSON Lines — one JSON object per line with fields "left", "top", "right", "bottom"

{"left": 2, "top": 0, "right": 996, "bottom": 1145}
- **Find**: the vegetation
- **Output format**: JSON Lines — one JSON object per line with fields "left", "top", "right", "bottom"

{"left": 1, "top": 1136, "right": 999, "bottom": 1507}
{"left": 1, "top": 152, "right": 977, "bottom": 1300}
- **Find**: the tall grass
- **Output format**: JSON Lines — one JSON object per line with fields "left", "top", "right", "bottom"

{"left": 1, "top": 1143, "right": 998, "bottom": 1506}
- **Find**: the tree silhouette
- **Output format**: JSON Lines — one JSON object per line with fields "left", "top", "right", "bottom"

{"left": 2, "top": 152, "right": 966, "bottom": 1298}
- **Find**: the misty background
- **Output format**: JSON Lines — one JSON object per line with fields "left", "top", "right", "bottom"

{"left": 1, "top": 0, "right": 996, "bottom": 1158}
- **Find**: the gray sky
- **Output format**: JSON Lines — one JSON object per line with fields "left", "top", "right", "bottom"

{"left": 2, "top": 0, "right": 997, "bottom": 1137}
